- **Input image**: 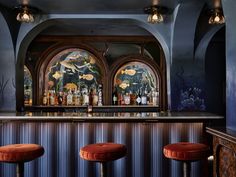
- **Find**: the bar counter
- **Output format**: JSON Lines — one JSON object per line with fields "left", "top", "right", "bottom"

{"left": 0, "top": 112, "right": 224, "bottom": 177}
{"left": 0, "top": 111, "right": 223, "bottom": 122}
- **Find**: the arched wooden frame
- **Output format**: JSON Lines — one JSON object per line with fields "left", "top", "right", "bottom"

{"left": 109, "top": 54, "right": 167, "bottom": 110}
{"left": 36, "top": 42, "right": 109, "bottom": 105}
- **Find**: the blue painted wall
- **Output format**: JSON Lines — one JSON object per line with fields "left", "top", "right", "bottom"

{"left": 0, "top": 12, "right": 16, "bottom": 111}
{"left": 222, "top": 0, "right": 236, "bottom": 130}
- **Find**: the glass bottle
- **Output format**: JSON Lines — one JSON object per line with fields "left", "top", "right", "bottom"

{"left": 97, "top": 84, "right": 103, "bottom": 106}
{"left": 92, "top": 88, "right": 98, "bottom": 106}
{"left": 49, "top": 90, "right": 55, "bottom": 106}
{"left": 42, "top": 90, "right": 48, "bottom": 105}
{"left": 83, "top": 87, "right": 89, "bottom": 106}
{"left": 57, "top": 91, "right": 63, "bottom": 105}
{"left": 136, "top": 89, "right": 142, "bottom": 105}
{"left": 141, "top": 88, "right": 147, "bottom": 105}
{"left": 124, "top": 92, "right": 130, "bottom": 105}
{"left": 66, "top": 89, "right": 73, "bottom": 105}
{"left": 112, "top": 86, "right": 118, "bottom": 105}
{"left": 152, "top": 87, "right": 158, "bottom": 106}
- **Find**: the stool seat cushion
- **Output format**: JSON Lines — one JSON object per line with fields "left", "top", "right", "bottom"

{"left": 163, "top": 142, "right": 209, "bottom": 161}
{"left": 0, "top": 144, "right": 44, "bottom": 163}
{"left": 80, "top": 143, "right": 127, "bottom": 162}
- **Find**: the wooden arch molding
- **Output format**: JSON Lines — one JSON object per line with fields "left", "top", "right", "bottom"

{"left": 109, "top": 54, "right": 167, "bottom": 110}
{"left": 35, "top": 42, "right": 109, "bottom": 105}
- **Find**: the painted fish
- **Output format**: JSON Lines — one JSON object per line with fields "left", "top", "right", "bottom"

{"left": 52, "top": 71, "right": 63, "bottom": 80}
{"left": 60, "top": 60, "right": 77, "bottom": 73}
{"left": 121, "top": 69, "right": 136, "bottom": 76}
{"left": 79, "top": 74, "right": 94, "bottom": 81}
{"left": 67, "top": 52, "right": 82, "bottom": 60}
{"left": 119, "top": 82, "right": 130, "bottom": 89}
{"left": 64, "top": 83, "right": 77, "bottom": 90}
{"left": 89, "top": 56, "right": 96, "bottom": 64}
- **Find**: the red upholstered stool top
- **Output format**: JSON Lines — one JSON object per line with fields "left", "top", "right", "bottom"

{"left": 80, "top": 143, "right": 127, "bottom": 162}
{"left": 0, "top": 144, "right": 44, "bottom": 163}
{"left": 163, "top": 142, "right": 209, "bottom": 161}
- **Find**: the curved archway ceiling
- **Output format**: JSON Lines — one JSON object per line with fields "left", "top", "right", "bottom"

{"left": 0, "top": 0, "right": 215, "bottom": 36}
{"left": 0, "top": 0, "right": 178, "bottom": 14}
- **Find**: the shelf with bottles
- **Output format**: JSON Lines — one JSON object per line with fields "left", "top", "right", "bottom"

{"left": 112, "top": 61, "right": 160, "bottom": 107}
{"left": 42, "top": 84, "right": 103, "bottom": 107}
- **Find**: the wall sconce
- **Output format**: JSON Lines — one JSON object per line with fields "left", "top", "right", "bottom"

{"left": 209, "top": 8, "right": 225, "bottom": 25}
{"left": 144, "top": 5, "right": 168, "bottom": 24}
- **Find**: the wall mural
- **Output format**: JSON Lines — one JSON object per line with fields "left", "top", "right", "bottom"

{"left": 114, "top": 62, "right": 158, "bottom": 94}
{"left": 172, "top": 64, "right": 206, "bottom": 111}
{"left": 45, "top": 48, "right": 102, "bottom": 93}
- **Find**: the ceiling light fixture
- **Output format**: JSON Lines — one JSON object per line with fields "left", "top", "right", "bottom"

{"left": 208, "top": 0, "right": 225, "bottom": 25}
{"left": 15, "top": 5, "right": 39, "bottom": 23}
{"left": 16, "top": 5, "right": 34, "bottom": 23}
{"left": 144, "top": 5, "right": 168, "bottom": 24}
{"left": 208, "top": 8, "right": 225, "bottom": 25}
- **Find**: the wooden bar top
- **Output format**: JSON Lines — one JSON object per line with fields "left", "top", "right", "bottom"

{"left": 206, "top": 127, "right": 236, "bottom": 144}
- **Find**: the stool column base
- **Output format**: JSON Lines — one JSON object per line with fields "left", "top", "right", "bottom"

{"left": 100, "top": 162, "right": 107, "bottom": 177}
{"left": 183, "top": 161, "right": 191, "bottom": 177}
{"left": 16, "top": 162, "right": 24, "bottom": 177}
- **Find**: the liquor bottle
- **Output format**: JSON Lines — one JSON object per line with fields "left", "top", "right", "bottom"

{"left": 92, "top": 88, "right": 98, "bottom": 106}
{"left": 42, "top": 90, "right": 48, "bottom": 105}
{"left": 141, "top": 88, "right": 147, "bottom": 105}
{"left": 97, "top": 84, "right": 103, "bottom": 106}
{"left": 24, "top": 86, "right": 30, "bottom": 105}
{"left": 112, "top": 86, "right": 118, "bottom": 105}
{"left": 83, "top": 87, "right": 89, "bottom": 106}
{"left": 130, "top": 90, "right": 136, "bottom": 105}
{"left": 136, "top": 89, "right": 142, "bottom": 105}
{"left": 89, "top": 88, "right": 94, "bottom": 106}
{"left": 74, "top": 90, "right": 80, "bottom": 106}
{"left": 57, "top": 91, "right": 63, "bottom": 105}
{"left": 124, "top": 92, "right": 130, "bottom": 105}
{"left": 49, "top": 90, "right": 55, "bottom": 106}
{"left": 152, "top": 87, "right": 158, "bottom": 106}
{"left": 72, "top": 89, "right": 77, "bottom": 105}
{"left": 120, "top": 91, "right": 125, "bottom": 105}
{"left": 67, "top": 89, "right": 73, "bottom": 105}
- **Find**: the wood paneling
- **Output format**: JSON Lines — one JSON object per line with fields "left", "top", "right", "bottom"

{"left": 206, "top": 127, "right": 236, "bottom": 177}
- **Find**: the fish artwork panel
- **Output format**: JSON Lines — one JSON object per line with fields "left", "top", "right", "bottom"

{"left": 121, "top": 69, "right": 136, "bottom": 76}
{"left": 79, "top": 74, "right": 94, "bottom": 81}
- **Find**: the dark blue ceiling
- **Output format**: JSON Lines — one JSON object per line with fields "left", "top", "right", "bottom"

{"left": 0, "top": 0, "right": 180, "bottom": 14}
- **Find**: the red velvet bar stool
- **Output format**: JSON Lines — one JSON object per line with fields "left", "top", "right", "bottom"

{"left": 163, "top": 142, "right": 209, "bottom": 177}
{"left": 0, "top": 144, "right": 44, "bottom": 177}
{"left": 80, "top": 143, "right": 127, "bottom": 177}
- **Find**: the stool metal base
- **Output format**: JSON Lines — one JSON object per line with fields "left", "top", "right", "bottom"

{"left": 16, "top": 163, "right": 24, "bottom": 177}
{"left": 100, "top": 162, "right": 107, "bottom": 177}
{"left": 183, "top": 161, "right": 191, "bottom": 177}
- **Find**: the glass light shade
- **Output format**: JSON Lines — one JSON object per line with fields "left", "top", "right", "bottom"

{"left": 209, "top": 11, "right": 225, "bottom": 25}
{"left": 16, "top": 8, "right": 34, "bottom": 23}
{"left": 147, "top": 11, "right": 163, "bottom": 24}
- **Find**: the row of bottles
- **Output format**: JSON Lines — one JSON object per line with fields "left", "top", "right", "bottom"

{"left": 112, "top": 87, "right": 159, "bottom": 106}
{"left": 42, "top": 85, "right": 103, "bottom": 106}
